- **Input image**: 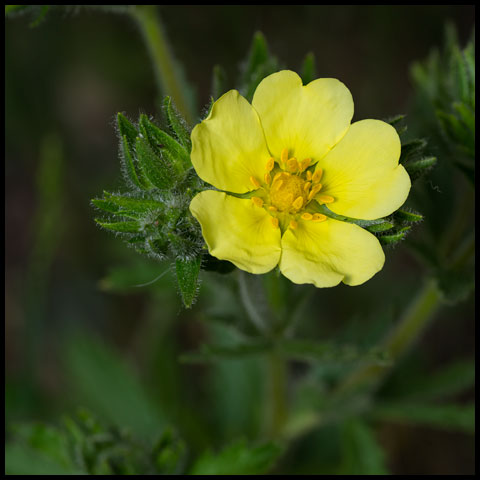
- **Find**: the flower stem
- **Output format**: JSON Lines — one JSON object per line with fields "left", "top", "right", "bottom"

{"left": 131, "top": 5, "right": 195, "bottom": 124}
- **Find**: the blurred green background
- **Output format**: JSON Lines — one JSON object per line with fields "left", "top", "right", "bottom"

{"left": 5, "top": 5, "right": 475, "bottom": 475}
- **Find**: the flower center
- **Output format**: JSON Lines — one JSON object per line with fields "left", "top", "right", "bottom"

{"left": 250, "top": 148, "right": 335, "bottom": 230}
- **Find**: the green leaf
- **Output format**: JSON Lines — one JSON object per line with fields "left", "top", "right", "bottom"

{"left": 211, "top": 64, "right": 228, "bottom": 101}
{"left": 163, "top": 96, "right": 192, "bottom": 153}
{"left": 404, "top": 156, "right": 437, "bottom": 180}
{"left": 117, "top": 113, "right": 138, "bottom": 152}
{"left": 337, "top": 419, "right": 389, "bottom": 475}
{"left": 393, "top": 209, "right": 423, "bottom": 224}
{"left": 135, "top": 136, "right": 175, "bottom": 190}
{"left": 366, "top": 221, "right": 395, "bottom": 233}
{"left": 92, "top": 194, "right": 164, "bottom": 219}
{"left": 119, "top": 134, "right": 148, "bottom": 190}
{"left": 139, "top": 114, "right": 190, "bottom": 175}
{"left": 372, "top": 402, "right": 475, "bottom": 434}
{"left": 189, "top": 439, "right": 283, "bottom": 475}
{"left": 63, "top": 332, "right": 165, "bottom": 439}
{"left": 95, "top": 219, "right": 142, "bottom": 234}
{"left": 300, "top": 52, "right": 316, "bottom": 84}
{"left": 175, "top": 256, "right": 201, "bottom": 308}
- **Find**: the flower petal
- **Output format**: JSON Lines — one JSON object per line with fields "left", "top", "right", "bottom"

{"left": 316, "top": 119, "right": 411, "bottom": 220}
{"left": 190, "top": 190, "right": 281, "bottom": 274}
{"left": 279, "top": 218, "right": 385, "bottom": 287}
{"left": 252, "top": 70, "right": 353, "bottom": 164}
{"left": 191, "top": 90, "right": 271, "bottom": 193}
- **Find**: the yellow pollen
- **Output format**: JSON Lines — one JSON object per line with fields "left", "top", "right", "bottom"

{"left": 264, "top": 172, "right": 272, "bottom": 184}
{"left": 308, "top": 183, "right": 323, "bottom": 201}
{"left": 289, "top": 219, "right": 298, "bottom": 230}
{"left": 304, "top": 181, "right": 311, "bottom": 192}
{"left": 273, "top": 172, "right": 283, "bottom": 183}
{"left": 301, "top": 212, "right": 313, "bottom": 221}
{"left": 266, "top": 157, "right": 275, "bottom": 172}
{"left": 280, "top": 148, "right": 289, "bottom": 166}
{"left": 317, "top": 194, "right": 335, "bottom": 204}
{"left": 271, "top": 217, "right": 279, "bottom": 228}
{"left": 251, "top": 196, "right": 264, "bottom": 208}
{"left": 292, "top": 196, "right": 303, "bottom": 210}
{"left": 250, "top": 176, "right": 260, "bottom": 188}
{"left": 306, "top": 170, "right": 313, "bottom": 181}
{"left": 312, "top": 169, "right": 323, "bottom": 183}
{"left": 268, "top": 206, "right": 277, "bottom": 211}
{"left": 300, "top": 158, "right": 311, "bottom": 172}
{"left": 312, "top": 213, "right": 327, "bottom": 223}
{"left": 272, "top": 179, "right": 283, "bottom": 192}
{"left": 287, "top": 158, "right": 299, "bottom": 172}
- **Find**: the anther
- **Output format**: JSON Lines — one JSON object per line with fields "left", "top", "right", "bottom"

{"left": 268, "top": 206, "right": 277, "bottom": 212}
{"left": 287, "top": 158, "right": 299, "bottom": 172}
{"left": 299, "top": 158, "right": 311, "bottom": 171}
{"left": 312, "top": 213, "right": 327, "bottom": 223}
{"left": 281, "top": 148, "right": 289, "bottom": 166}
{"left": 306, "top": 170, "right": 313, "bottom": 181}
{"left": 292, "top": 196, "right": 304, "bottom": 210}
{"left": 289, "top": 219, "right": 298, "bottom": 230}
{"left": 271, "top": 217, "right": 279, "bottom": 228}
{"left": 266, "top": 158, "right": 275, "bottom": 172}
{"left": 301, "top": 212, "right": 313, "bottom": 221}
{"left": 317, "top": 194, "right": 334, "bottom": 204}
{"left": 251, "top": 196, "right": 264, "bottom": 208}
{"left": 250, "top": 176, "right": 260, "bottom": 188}
{"left": 272, "top": 179, "right": 283, "bottom": 191}
{"left": 264, "top": 172, "right": 272, "bottom": 184}
{"left": 304, "top": 181, "right": 311, "bottom": 192}
{"left": 312, "top": 169, "right": 323, "bottom": 183}
{"left": 273, "top": 172, "right": 283, "bottom": 183}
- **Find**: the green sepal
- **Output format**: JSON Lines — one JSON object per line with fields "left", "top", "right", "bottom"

{"left": 163, "top": 96, "right": 192, "bottom": 153}
{"left": 135, "top": 136, "right": 175, "bottom": 190}
{"left": 403, "top": 156, "right": 437, "bottom": 180}
{"left": 91, "top": 194, "right": 164, "bottom": 219}
{"left": 95, "top": 219, "right": 142, "bottom": 234}
{"left": 392, "top": 209, "right": 423, "bottom": 225}
{"left": 399, "top": 138, "right": 427, "bottom": 164}
{"left": 139, "top": 114, "right": 190, "bottom": 174}
{"left": 365, "top": 221, "right": 395, "bottom": 233}
{"left": 175, "top": 256, "right": 202, "bottom": 308}
{"left": 378, "top": 226, "right": 411, "bottom": 245}
{"left": 117, "top": 113, "right": 138, "bottom": 152}
{"left": 300, "top": 52, "right": 316, "bottom": 85}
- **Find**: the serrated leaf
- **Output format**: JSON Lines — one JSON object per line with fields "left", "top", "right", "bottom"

{"left": 139, "top": 114, "right": 190, "bottom": 174}
{"left": 135, "top": 136, "right": 175, "bottom": 190}
{"left": 175, "top": 256, "right": 201, "bottom": 308}
{"left": 372, "top": 402, "right": 475, "bottom": 434}
{"left": 163, "top": 96, "right": 192, "bottom": 153}
{"left": 189, "top": 439, "right": 283, "bottom": 475}
{"left": 300, "top": 52, "right": 316, "bottom": 84}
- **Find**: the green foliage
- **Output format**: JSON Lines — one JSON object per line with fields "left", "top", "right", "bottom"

{"left": 300, "top": 52, "right": 317, "bottom": 85}
{"left": 93, "top": 109, "right": 208, "bottom": 308}
{"left": 189, "top": 439, "right": 283, "bottom": 475}
{"left": 6, "top": 410, "right": 186, "bottom": 475}
{"left": 411, "top": 24, "right": 475, "bottom": 183}
{"left": 238, "top": 31, "right": 280, "bottom": 102}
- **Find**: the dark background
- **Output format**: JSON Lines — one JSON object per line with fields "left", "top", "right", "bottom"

{"left": 5, "top": 5, "right": 475, "bottom": 475}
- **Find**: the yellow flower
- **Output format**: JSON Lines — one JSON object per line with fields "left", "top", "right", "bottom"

{"left": 189, "top": 71, "right": 411, "bottom": 287}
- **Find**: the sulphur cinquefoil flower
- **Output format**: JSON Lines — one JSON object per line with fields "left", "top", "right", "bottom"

{"left": 189, "top": 70, "right": 411, "bottom": 287}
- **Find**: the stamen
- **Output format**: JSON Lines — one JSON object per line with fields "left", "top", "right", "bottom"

{"left": 266, "top": 158, "right": 275, "bottom": 172}
{"left": 251, "top": 196, "right": 264, "bottom": 208}
{"left": 303, "top": 181, "right": 312, "bottom": 192}
{"left": 308, "top": 184, "right": 323, "bottom": 201}
{"left": 272, "top": 179, "right": 283, "bottom": 192}
{"left": 317, "top": 194, "right": 334, "bottom": 204}
{"left": 289, "top": 219, "right": 298, "bottom": 230}
{"left": 301, "top": 212, "right": 313, "bottom": 221}
{"left": 306, "top": 170, "right": 313, "bottom": 181}
{"left": 312, "top": 169, "right": 323, "bottom": 183}
{"left": 264, "top": 172, "right": 272, "bottom": 184}
{"left": 250, "top": 176, "right": 260, "bottom": 189}
{"left": 299, "top": 158, "right": 311, "bottom": 172}
{"left": 273, "top": 172, "right": 283, "bottom": 183}
{"left": 312, "top": 213, "right": 327, "bottom": 223}
{"left": 271, "top": 217, "right": 279, "bottom": 228}
{"left": 268, "top": 206, "right": 277, "bottom": 212}
{"left": 285, "top": 193, "right": 294, "bottom": 206}
{"left": 292, "top": 196, "right": 303, "bottom": 210}
{"left": 281, "top": 148, "right": 289, "bottom": 166}
{"left": 287, "top": 158, "right": 299, "bottom": 172}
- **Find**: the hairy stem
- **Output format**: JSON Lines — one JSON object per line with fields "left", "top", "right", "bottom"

{"left": 131, "top": 5, "right": 195, "bottom": 124}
